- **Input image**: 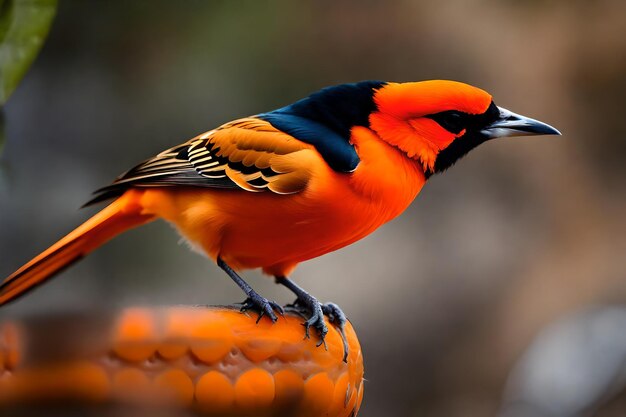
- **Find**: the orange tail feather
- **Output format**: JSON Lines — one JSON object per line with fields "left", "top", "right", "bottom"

{"left": 0, "top": 191, "right": 155, "bottom": 306}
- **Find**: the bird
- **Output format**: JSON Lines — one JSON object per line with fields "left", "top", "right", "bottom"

{"left": 0, "top": 80, "right": 560, "bottom": 349}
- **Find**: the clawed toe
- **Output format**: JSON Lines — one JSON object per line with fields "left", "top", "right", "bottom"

{"left": 270, "top": 301, "right": 285, "bottom": 315}
{"left": 274, "top": 276, "right": 349, "bottom": 361}
{"left": 322, "top": 302, "right": 349, "bottom": 362}
{"left": 240, "top": 294, "right": 283, "bottom": 323}
{"left": 302, "top": 303, "right": 329, "bottom": 347}
{"left": 321, "top": 302, "right": 347, "bottom": 326}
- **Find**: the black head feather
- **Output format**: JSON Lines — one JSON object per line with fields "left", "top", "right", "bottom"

{"left": 425, "top": 101, "right": 501, "bottom": 177}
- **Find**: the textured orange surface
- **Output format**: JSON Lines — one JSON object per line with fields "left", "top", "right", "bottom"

{"left": 0, "top": 306, "right": 364, "bottom": 416}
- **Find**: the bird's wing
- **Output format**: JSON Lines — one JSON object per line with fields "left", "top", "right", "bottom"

{"left": 85, "top": 118, "right": 317, "bottom": 206}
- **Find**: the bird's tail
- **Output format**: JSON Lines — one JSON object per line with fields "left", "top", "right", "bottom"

{"left": 0, "top": 190, "right": 155, "bottom": 306}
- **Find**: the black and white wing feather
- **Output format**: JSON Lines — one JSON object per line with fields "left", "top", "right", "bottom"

{"left": 85, "top": 118, "right": 315, "bottom": 206}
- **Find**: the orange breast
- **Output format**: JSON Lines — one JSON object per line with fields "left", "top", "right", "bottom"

{"left": 139, "top": 127, "right": 425, "bottom": 277}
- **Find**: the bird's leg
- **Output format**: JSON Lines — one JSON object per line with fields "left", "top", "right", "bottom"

{"left": 217, "top": 257, "right": 283, "bottom": 323}
{"left": 275, "top": 276, "right": 349, "bottom": 362}
{"left": 276, "top": 276, "right": 327, "bottom": 344}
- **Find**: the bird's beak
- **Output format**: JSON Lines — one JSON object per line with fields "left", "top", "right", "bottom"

{"left": 481, "top": 106, "right": 561, "bottom": 139}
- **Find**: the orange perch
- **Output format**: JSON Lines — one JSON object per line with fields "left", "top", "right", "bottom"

{"left": 0, "top": 306, "right": 364, "bottom": 417}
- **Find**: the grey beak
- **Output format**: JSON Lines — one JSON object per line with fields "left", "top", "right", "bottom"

{"left": 481, "top": 106, "right": 561, "bottom": 139}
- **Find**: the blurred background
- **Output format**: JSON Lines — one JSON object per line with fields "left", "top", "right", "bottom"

{"left": 1, "top": 0, "right": 625, "bottom": 416}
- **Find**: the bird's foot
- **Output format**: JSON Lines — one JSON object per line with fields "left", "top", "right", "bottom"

{"left": 321, "top": 302, "right": 349, "bottom": 362}
{"left": 288, "top": 296, "right": 350, "bottom": 362}
{"left": 287, "top": 298, "right": 349, "bottom": 361}
{"left": 286, "top": 293, "right": 329, "bottom": 347}
{"left": 275, "top": 276, "right": 349, "bottom": 361}
{"left": 239, "top": 292, "right": 284, "bottom": 323}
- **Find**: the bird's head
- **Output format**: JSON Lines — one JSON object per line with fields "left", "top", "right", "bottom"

{"left": 369, "top": 80, "right": 561, "bottom": 177}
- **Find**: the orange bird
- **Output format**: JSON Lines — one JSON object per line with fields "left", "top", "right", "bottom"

{"left": 0, "top": 80, "right": 559, "bottom": 343}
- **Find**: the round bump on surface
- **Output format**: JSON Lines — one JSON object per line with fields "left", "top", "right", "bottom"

{"left": 112, "top": 309, "right": 158, "bottom": 362}
{"left": 65, "top": 362, "right": 111, "bottom": 402}
{"left": 153, "top": 369, "right": 194, "bottom": 406}
{"left": 235, "top": 368, "right": 275, "bottom": 410}
{"left": 112, "top": 367, "right": 152, "bottom": 403}
{"left": 0, "top": 362, "right": 110, "bottom": 403}
{"left": 273, "top": 369, "right": 305, "bottom": 409}
{"left": 302, "top": 372, "right": 335, "bottom": 415}
{"left": 276, "top": 343, "right": 305, "bottom": 363}
{"left": 196, "top": 370, "right": 235, "bottom": 413}
{"left": 239, "top": 337, "right": 283, "bottom": 363}
{"left": 158, "top": 309, "right": 195, "bottom": 360}
{"left": 189, "top": 317, "right": 233, "bottom": 364}
{"left": 329, "top": 372, "right": 351, "bottom": 416}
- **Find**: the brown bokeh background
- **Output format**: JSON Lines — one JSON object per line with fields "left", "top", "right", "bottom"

{"left": 1, "top": 1, "right": 625, "bottom": 416}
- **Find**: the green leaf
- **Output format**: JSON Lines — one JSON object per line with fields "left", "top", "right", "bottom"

{"left": 0, "top": 0, "right": 56, "bottom": 105}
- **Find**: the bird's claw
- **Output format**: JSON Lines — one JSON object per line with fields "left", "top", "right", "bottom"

{"left": 322, "top": 302, "right": 349, "bottom": 362}
{"left": 321, "top": 302, "right": 347, "bottom": 327}
{"left": 239, "top": 293, "right": 283, "bottom": 323}
{"left": 280, "top": 288, "right": 349, "bottom": 361}
{"left": 301, "top": 301, "right": 329, "bottom": 348}
{"left": 292, "top": 300, "right": 350, "bottom": 361}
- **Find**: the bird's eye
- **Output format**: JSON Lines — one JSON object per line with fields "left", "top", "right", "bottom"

{"left": 427, "top": 110, "right": 467, "bottom": 135}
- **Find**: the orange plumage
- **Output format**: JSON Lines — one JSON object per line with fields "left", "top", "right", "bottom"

{"left": 1, "top": 80, "right": 560, "bottom": 343}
